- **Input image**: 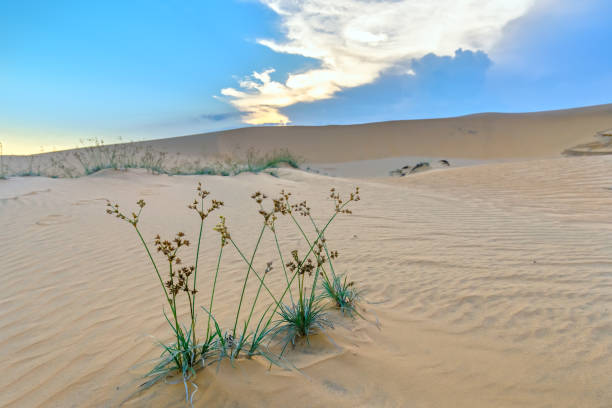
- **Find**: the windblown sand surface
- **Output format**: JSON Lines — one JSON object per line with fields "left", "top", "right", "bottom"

{"left": 1, "top": 151, "right": 612, "bottom": 406}
{"left": 2, "top": 105, "right": 612, "bottom": 407}
{"left": 143, "top": 103, "right": 612, "bottom": 162}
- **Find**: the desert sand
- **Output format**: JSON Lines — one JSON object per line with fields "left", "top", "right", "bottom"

{"left": 1, "top": 105, "right": 612, "bottom": 407}
{"left": 143, "top": 103, "right": 612, "bottom": 162}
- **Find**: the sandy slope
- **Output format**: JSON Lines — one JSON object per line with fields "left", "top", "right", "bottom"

{"left": 144, "top": 103, "right": 612, "bottom": 162}
{"left": 2, "top": 104, "right": 612, "bottom": 178}
{"left": 1, "top": 153, "right": 612, "bottom": 407}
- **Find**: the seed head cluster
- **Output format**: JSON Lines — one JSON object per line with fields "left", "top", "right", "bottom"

{"left": 188, "top": 182, "right": 224, "bottom": 220}
{"left": 105, "top": 199, "right": 146, "bottom": 226}
{"left": 251, "top": 191, "right": 277, "bottom": 228}
{"left": 313, "top": 241, "right": 328, "bottom": 267}
{"left": 291, "top": 200, "right": 310, "bottom": 217}
{"left": 154, "top": 232, "right": 190, "bottom": 264}
{"left": 273, "top": 190, "right": 291, "bottom": 215}
{"left": 286, "top": 250, "right": 316, "bottom": 276}
{"left": 165, "top": 265, "right": 197, "bottom": 296}
{"left": 251, "top": 189, "right": 313, "bottom": 231}
{"left": 330, "top": 186, "right": 360, "bottom": 214}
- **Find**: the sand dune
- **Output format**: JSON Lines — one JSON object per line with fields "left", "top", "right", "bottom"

{"left": 144, "top": 103, "right": 612, "bottom": 162}
{"left": 2, "top": 105, "right": 612, "bottom": 406}
{"left": 3, "top": 104, "right": 611, "bottom": 179}
{"left": 1, "top": 152, "right": 612, "bottom": 407}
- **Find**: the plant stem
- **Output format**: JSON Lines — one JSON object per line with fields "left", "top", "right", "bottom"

{"left": 206, "top": 245, "right": 224, "bottom": 341}
{"left": 191, "top": 200, "right": 205, "bottom": 345}
{"left": 230, "top": 238, "right": 283, "bottom": 304}
{"left": 288, "top": 212, "right": 332, "bottom": 286}
{"left": 134, "top": 226, "right": 171, "bottom": 303}
{"left": 309, "top": 265, "right": 321, "bottom": 304}
{"left": 272, "top": 228, "right": 294, "bottom": 304}
{"left": 308, "top": 215, "right": 338, "bottom": 280}
{"left": 168, "top": 261, "right": 183, "bottom": 343}
{"left": 244, "top": 267, "right": 268, "bottom": 336}
{"left": 232, "top": 224, "right": 266, "bottom": 337}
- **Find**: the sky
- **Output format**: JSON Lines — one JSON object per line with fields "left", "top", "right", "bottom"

{"left": 1, "top": 0, "right": 611, "bottom": 155}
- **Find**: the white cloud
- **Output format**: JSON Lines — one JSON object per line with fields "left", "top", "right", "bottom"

{"left": 221, "top": 0, "right": 536, "bottom": 125}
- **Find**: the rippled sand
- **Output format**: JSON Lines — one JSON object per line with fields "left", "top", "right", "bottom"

{"left": 1, "top": 155, "right": 611, "bottom": 407}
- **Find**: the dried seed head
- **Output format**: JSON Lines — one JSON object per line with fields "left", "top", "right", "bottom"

{"left": 165, "top": 264, "right": 196, "bottom": 296}
{"left": 190, "top": 182, "right": 222, "bottom": 219}
{"left": 330, "top": 186, "right": 361, "bottom": 214}
{"left": 214, "top": 215, "right": 231, "bottom": 246}
{"left": 251, "top": 191, "right": 266, "bottom": 204}
{"left": 302, "top": 258, "right": 315, "bottom": 276}
{"left": 291, "top": 200, "right": 310, "bottom": 217}
{"left": 270, "top": 189, "right": 292, "bottom": 216}
{"left": 105, "top": 199, "right": 143, "bottom": 227}
{"left": 251, "top": 191, "right": 279, "bottom": 229}
{"left": 154, "top": 233, "right": 189, "bottom": 263}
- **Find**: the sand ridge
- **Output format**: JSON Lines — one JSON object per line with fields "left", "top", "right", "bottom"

{"left": 3, "top": 104, "right": 612, "bottom": 177}
{"left": 144, "top": 103, "right": 612, "bottom": 163}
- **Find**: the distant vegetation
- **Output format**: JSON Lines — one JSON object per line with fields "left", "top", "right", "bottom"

{"left": 0, "top": 142, "right": 5, "bottom": 179}
{"left": 389, "top": 159, "right": 450, "bottom": 177}
{"left": 169, "top": 148, "right": 300, "bottom": 177}
{"left": 562, "top": 129, "right": 612, "bottom": 156}
{"left": 0, "top": 138, "right": 302, "bottom": 179}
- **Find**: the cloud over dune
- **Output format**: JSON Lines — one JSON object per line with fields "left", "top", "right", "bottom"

{"left": 221, "top": 0, "right": 536, "bottom": 125}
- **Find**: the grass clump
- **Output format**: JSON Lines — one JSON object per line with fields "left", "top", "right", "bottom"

{"left": 274, "top": 248, "right": 332, "bottom": 351}
{"left": 170, "top": 148, "right": 302, "bottom": 177}
{"left": 244, "top": 148, "right": 300, "bottom": 172}
{"left": 321, "top": 274, "right": 361, "bottom": 317}
{"left": 106, "top": 183, "right": 362, "bottom": 404}
{"left": 74, "top": 138, "right": 167, "bottom": 175}
{"left": 4, "top": 142, "right": 301, "bottom": 179}
{"left": 249, "top": 188, "right": 362, "bottom": 349}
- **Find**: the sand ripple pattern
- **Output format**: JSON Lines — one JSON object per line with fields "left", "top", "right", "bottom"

{"left": 1, "top": 157, "right": 611, "bottom": 407}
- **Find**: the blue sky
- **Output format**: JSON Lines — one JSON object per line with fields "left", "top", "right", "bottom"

{"left": 1, "top": 0, "right": 610, "bottom": 154}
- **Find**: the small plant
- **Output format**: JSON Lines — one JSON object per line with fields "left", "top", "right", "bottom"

{"left": 170, "top": 148, "right": 302, "bottom": 177}
{"left": 321, "top": 273, "right": 361, "bottom": 317}
{"left": 105, "top": 183, "right": 362, "bottom": 404}
{"left": 249, "top": 187, "right": 362, "bottom": 350}
{"left": 273, "top": 249, "right": 332, "bottom": 352}
{"left": 280, "top": 188, "right": 362, "bottom": 317}
{"left": 74, "top": 138, "right": 168, "bottom": 175}
{"left": 244, "top": 148, "right": 301, "bottom": 172}
{"left": 106, "top": 184, "right": 223, "bottom": 402}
